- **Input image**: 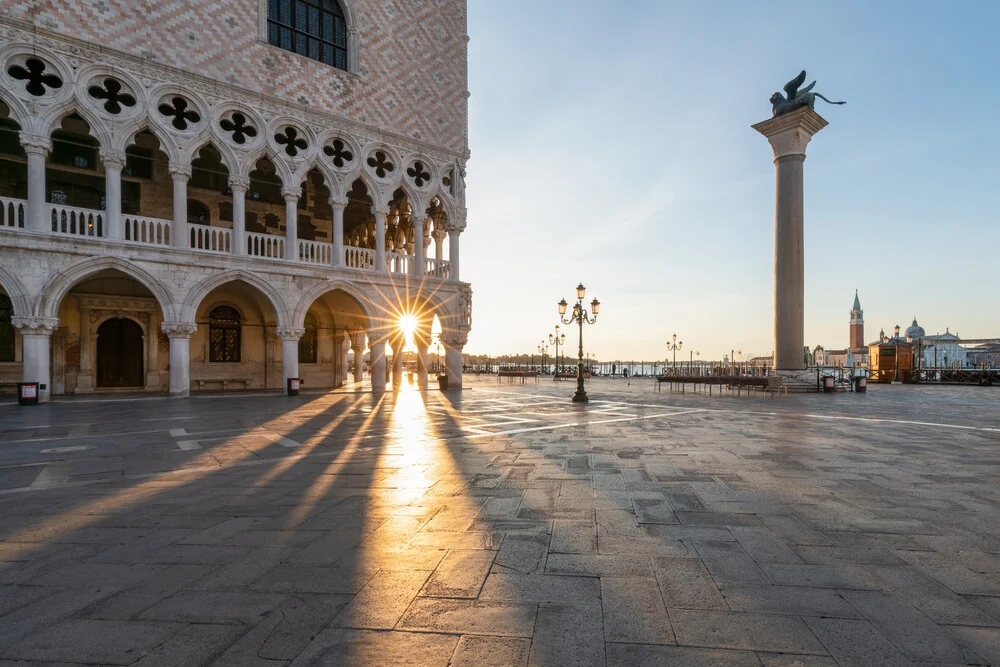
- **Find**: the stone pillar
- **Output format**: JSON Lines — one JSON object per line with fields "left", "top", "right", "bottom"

{"left": 277, "top": 327, "right": 305, "bottom": 395}
{"left": 331, "top": 197, "right": 347, "bottom": 267}
{"left": 448, "top": 228, "right": 461, "bottom": 281}
{"left": 161, "top": 322, "right": 196, "bottom": 397}
{"left": 340, "top": 333, "right": 351, "bottom": 386}
{"left": 441, "top": 331, "right": 467, "bottom": 389}
{"left": 283, "top": 187, "right": 301, "bottom": 262}
{"left": 20, "top": 134, "right": 51, "bottom": 233}
{"left": 416, "top": 341, "right": 429, "bottom": 389}
{"left": 433, "top": 229, "right": 446, "bottom": 261}
{"left": 13, "top": 317, "right": 58, "bottom": 403}
{"left": 368, "top": 330, "right": 387, "bottom": 393}
{"left": 351, "top": 331, "right": 366, "bottom": 383}
{"left": 76, "top": 305, "right": 94, "bottom": 393}
{"left": 229, "top": 176, "right": 250, "bottom": 256}
{"left": 752, "top": 108, "right": 828, "bottom": 371}
{"left": 100, "top": 149, "right": 126, "bottom": 240}
{"left": 412, "top": 217, "right": 428, "bottom": 278}
{"left": 374, "top": 207, "right": 388, "bottom": 273}
{"left": 169, "top": 164, "right": 191, "bottom": 249}
{"left": 391, "top": 333, "right": 404, "bottom": 389}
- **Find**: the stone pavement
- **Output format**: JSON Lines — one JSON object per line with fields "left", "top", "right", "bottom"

{"left": 0, "top": 376, "right": 999, "bottom": 665}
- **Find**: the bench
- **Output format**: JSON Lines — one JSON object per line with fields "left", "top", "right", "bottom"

{"left": 194, "top": 378, "right": 252, "bottom": 392}
{"left": 497, "top": 371, "right": 539, "bottom": 384}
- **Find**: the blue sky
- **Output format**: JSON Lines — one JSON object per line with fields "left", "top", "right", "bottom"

{"left": 461, "top": 0, "right": 999, "bottom": 361}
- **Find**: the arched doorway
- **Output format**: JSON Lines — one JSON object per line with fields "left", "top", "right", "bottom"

{"left": 97, "top": 318, "right": 144, "bottom": 387}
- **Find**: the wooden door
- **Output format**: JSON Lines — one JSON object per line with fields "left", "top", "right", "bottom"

{"left": 96, "top": 318, "right": 144, "bottom": 387}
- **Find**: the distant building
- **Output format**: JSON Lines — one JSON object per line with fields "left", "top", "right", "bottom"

{"left": 849, "top": 290, "right": 865, "bottom": 353}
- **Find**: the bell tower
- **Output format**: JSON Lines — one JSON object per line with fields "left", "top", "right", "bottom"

{"left": 849, "top": 290, "right": 864, "bottom": 351}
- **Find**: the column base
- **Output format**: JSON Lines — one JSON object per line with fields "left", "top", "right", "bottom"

{"left": 571, "top": 391, "right": 589, "bottom": 403}
{"left": 75, "top": 373, "right": 95, "bottom": 394}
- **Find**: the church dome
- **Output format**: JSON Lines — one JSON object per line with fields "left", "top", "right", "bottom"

{"left": 905, "top": 318, "right": 925, "bottom": 341}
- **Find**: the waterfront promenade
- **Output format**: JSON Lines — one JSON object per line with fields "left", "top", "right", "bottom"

{"left": 0, "top": 377, "right": 997, "bottom": 665}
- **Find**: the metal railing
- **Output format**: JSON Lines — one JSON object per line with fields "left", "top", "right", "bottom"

{"left": 0, "top": 197, "right": 26, "bottom": 229}
{"left": 49, "top": 203, "right": 103, "bottom": 238}
{"left": 124, "top": 214, "right": 171, "bottom": 246}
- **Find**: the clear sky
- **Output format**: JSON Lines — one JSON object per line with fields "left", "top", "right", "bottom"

{"left": 459, "top": 0, "right": 1000, "bottom": 362}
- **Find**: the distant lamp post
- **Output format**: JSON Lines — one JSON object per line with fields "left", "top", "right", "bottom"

{"left": 538, "top": 340, "right": 549, "bottom": 373}
{"left": 549, "top": 326, "right": 566, "bottom": 374}
{"left": 893, "top": 324, "right": 901, "bottom": 384}
{"left": 666, "top": 334, "right": 683, "bottom": 374}
{"left": 558, "top": 283, "right": 600, "bottom": 403}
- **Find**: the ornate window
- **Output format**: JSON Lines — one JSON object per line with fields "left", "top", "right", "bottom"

{"left": 209, "top": 306, "right": 241, "bottom": 363}
{"left": 0, "top": 294, "right": 14, "bottom": 362}
{"left": 299, "top": 312, "right": 318, "bottom": 363}
{"left": 268, "top": 0, "right": 347, "bottom": 71}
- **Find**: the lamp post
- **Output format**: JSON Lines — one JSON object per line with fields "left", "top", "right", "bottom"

{"left": 549, "top": 326, "right": 566, "bottom": 375}
{"left": 893, "top": 323, "right": 901, "bottom": 384}
{"left": 558, "top": 283, "right": 600, "bottom": 403}
{"left": 538, "top": 340, "right": 549, "bottom": 374}
{"left": 666, "top": 334, "right": 683, "bottom": 375}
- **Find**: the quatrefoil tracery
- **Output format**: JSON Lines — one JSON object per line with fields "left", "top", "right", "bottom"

{"left": 406, "top": 161, "right": 431, "bottom": 188}
{"left": 87, "top": 78, "right": 136, "bottom": 115}
{"left": 323, "top": 139, "right": 354, "bottom": 168}
{"left": 8, "top": 58, "right": 63, "bottom": 97}
{"left": 367, "top": 151, "right": 394, "bottom": 179}
{"left": 157, "top": 96, "right": 201, "bottom": 130}
{"left": 219, "top": 112, "right": 257, "bottom": 145}
{"left": 274, "top": 126, "right": 307, "bottom": 156}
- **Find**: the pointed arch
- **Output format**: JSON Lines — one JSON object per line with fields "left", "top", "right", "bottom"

{"left": 0, "top": 264, "right": 31, "bottom": 318}
{"left": 292, "top": 279, "right": 376, "bottom": 329}
{"left": 37, "top": 256, "right": 175, "bottom": 320}
{"left": 0, "top": 94, "right": 30, "bottom": 132}
{"left": 182, "top": 138, "right": 240, "bottom": 177}
{"left": 39, "top": 103, "right": 111, "bottom": 148}
{"left": 182, "top": 268, "right": 290, "bottom": 327}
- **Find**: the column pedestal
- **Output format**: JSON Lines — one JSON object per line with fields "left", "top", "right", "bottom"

{"left": 441, "top": 332, "right": 467, "bottom": 390}
{"left": 162, "top": 322, "right": 196, "bottom": 397}
{"left": 277, "top": 328, "right": 305, "bottom": 395}
{"left": 13, "top": 317, "right": 59, "bottom": 403}
{"left": 752, "top": 108, "right": 828, "bottom": 372}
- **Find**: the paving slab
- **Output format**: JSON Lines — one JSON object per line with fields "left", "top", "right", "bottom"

{"left": 398, "top": 598, "right": 537, "bottom": 637}
{"left": 651, "top": 556, "right": 729, "bottom": 610}
{"left": 606, "top": 643, "right": 761, "bottom": 666}
{"left": 528, "top": 603, "right": 605, "bottom": 667}
{"left": 330, "top": 569, "right": 430, "bottom": 629}
{"left": 0, "top": 618, "right": 185, "bottom": 665}
{"left": 479, "top": 572, "right": 601, "bottom": 604}
{"left": 420, "top": 549, "right": 495, "bottom": 597}
{"left": 803, "top": 616, "right": 911, "bottom": 666}
{"left": 451, "top": 635, "right": 531, "bottom": 667}
{"left": 670, "top": 608, "right": 828, "bottom": 654}
{"left": 289, "top": 628, "right": 458, "bottom": 667}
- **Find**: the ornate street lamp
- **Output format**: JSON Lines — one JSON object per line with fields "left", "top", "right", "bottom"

{"left": 558, "top": 283, "right": 600, "bottom": 403}
{"left": 548, "top": 326, "right": 566, "bottom": 375}
{"left": 666, "top": 334, "right": 683, "bottom": 375}
{"left": 538, "top": 340, "right": 549, "bottom": 374}
{"left": 893, "top": 323, "right": 901, "bottom": 384}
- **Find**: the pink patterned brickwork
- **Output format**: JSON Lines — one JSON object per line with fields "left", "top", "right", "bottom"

{"left": 0, "top": 0, "right": 469, "bottom": 155}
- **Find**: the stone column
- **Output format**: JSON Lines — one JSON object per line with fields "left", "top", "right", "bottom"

{"left": 351, "top": 331, "right": 366, "bottom": 383}
{"left": 374, "top": 207, "right": 388, "bottom": 273}
{"left": 368, "top": 330, "right": 387, "bottom": 393}
{"left": 277, "top": 327, "right": 304, "bottom": 395}
{"left": 145, "top": 314, "right": 160, "bottom": 392}
{"left": 13, "top": 317, "right": 58, "bottom": 403}
{"left": 229, "top": 176, "right": 250, "bottom": 256}
{"left": 448, "top": 227, "right": 461, "bottom": 281}
{"left": 415, "top": 341, "right": 429, "bottom": 389}
{"left": 441, "top": 331, "right": 467, "bottom": 389}
{"left": 331, "top": 197, "right": 347, "bottom": 267}
{"left": 76, "top": 306, "right": 94, "bottom": 393}
{"left": 20, "top": 134, "right": 51, "bottom": 233}
{"left": 391, "top": 333, "right": 404, "bottom": 389}
{"left": 169, "top": 164, "right": 191, "bottom": 249}
{"left": 433, "top": 229, "right": 446, "bottom": 261}
{"left": 752, "top": 108, "right": 828, "bottom": 371}
{"left": 412, "top": 217, "right": 428, "bottom": 278}
{"left": 283, "top": 187, "right": 301, "bottom": 262}
{"left": 161, "top": 322, "right": 196, "bottom": 397}
{"left": 100, "top": 149, "right": 127, "bottom": 240}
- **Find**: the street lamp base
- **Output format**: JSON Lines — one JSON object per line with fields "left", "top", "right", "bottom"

{"left": 571, "top": 391, "right": 589, "bottom": 403}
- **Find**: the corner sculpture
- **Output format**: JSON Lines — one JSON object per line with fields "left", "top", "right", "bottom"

{"left": 770, "top": 70, "right": 845, "bottom": 117}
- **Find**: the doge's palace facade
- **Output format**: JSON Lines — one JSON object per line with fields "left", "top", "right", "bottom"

{"left": 0, "top": 0, "right": 471, "bottom": 401}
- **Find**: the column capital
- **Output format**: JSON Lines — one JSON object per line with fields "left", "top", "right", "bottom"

{"left": 432, "top": 229, "right": 447, "bottom": 242}
{"left": 100, "top": 149, "right": 127, "bottom": 171}
{"left": 350, "top": 331, "right": 367, "bottom": 348}
{"left": 12, "top": 316, "right": 59, "bottom": 335}
{"left": 752, "top": 107, "right": 828, "bottom": 160}
{"left": 330, "top": 196, "right": 349, "bottom": 209}
{"left": 19, "top": 133, "right": 51, "bottom": 155}
{"left": 372, "top": 207, "right": 389, "bottom": 218}
{"left": 168, "top": 163, "right": 192, "bottom": 181}
{"left": 446, "top": 221, "right": 465, "bottom": 234}
{"left": 161, "top": 321, "right": 197, "bottom": 339}
{"left": 228, "top": 176, "right": 251, "bottom": 192}
{"left": 440, "top": 331, "right": 468, "bottom": 348}
{"left": 281, "top": 186, "right": 302, "bottom": 202}
{"left": 367, "top": 329, "right": 390, "bottom": 343}
{"left": 276, "top": 327, "right": 305, "bottom": 341}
